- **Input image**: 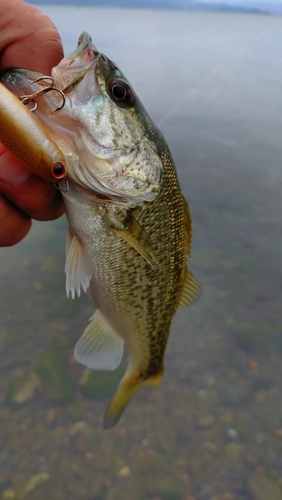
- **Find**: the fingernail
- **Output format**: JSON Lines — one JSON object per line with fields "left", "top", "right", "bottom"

{"left": 0, "top": 151, "right": 32, "bottom": 186}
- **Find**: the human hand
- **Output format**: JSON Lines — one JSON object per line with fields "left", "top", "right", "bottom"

{"left": 0, "top": 0, "right": 65, "bottom": 246}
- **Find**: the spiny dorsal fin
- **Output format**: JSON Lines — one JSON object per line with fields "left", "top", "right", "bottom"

{"left": 183, "top": 196, "right": 192, "bottom": 258}
{"left": 74, "top": 310, "right": 124, "bottom": 371}
{"left": 65, "top": 229, "right": 91, "bottom": 299}
{"left": 177, "top": 267, "right": 201, "bottom": 309}
{"left": 117, "top": 215, "right": 157, "bottom": 267}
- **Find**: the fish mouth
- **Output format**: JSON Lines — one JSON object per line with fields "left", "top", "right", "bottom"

{"left": 1, "top": 32, "right": 158, "bottom": 205}
{"left": 52, "top": 32, "right": 100, "bottom": 93}
{"left": 1, "top": 32, "right": 100, "bottom": 102}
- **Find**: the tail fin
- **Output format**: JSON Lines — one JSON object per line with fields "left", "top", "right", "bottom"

{"left": 103, "top": 364, "right": 164, "bottom": 429}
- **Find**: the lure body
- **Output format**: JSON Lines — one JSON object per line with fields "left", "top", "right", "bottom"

{"left": 0, "top": 82, "right": 66, "bottom": 181}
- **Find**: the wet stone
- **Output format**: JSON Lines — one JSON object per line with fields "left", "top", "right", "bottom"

{"left": 222, "top": 381, "right": 252, "bottom": 405}
{"left": 220, "top": 409, "right": 234, "bottom": 424}
{"left": 79, "top": 366, "right": 124, "bottom": 400}
{"left": 197, "top": 414, "right": 215, "bottom": 427}
{"left": 34, "top": 347, "right": 75, "bottom": 402}
{"left": 5, "top": 373, "right": 39, "bottom": 405}
{"left": 117, "top": 466, "right": 130, "bottom": 477}
{"left": 225, "top": 443, "right": 244, "bottom": 461}
{"left": 22, "top": 472, "right": 50, "bottom": 498}
{"left": 1, "top": 490, "right": 16, "bottom": 500}
{"left": 203, "top": 441, "right": 218, "bottom": 454}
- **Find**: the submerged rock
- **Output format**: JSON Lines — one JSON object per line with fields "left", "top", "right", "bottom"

{"left": 22, "top": 472, "right": 50, "bottom": 498}
{"left": 5, "top": 373, "right": 39, "bottom": 405}
{"left": 1, "top": 490, "right": 16, "bottom": 500}
{"left": 34, "top": 347, "right": 75, "bottom": 402}
{"left": 79, "top": 366, "right": 125, "bottom": 400}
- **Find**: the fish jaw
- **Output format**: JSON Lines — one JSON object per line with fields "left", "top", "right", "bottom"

{"left": 52, "top": 31, "right": 99, "bottom": 93}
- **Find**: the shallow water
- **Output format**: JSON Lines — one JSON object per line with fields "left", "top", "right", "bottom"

{"left": 1, "top": 8, "right": 282, "bottom": 500}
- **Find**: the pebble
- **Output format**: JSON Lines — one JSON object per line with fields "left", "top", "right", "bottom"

{"left": 10, "top": 373, "right": 39, "bottom": 404}
{"left": 117, "top": 466, "right": 130, "bottom": 478}
{"left": 1, "top": 490, "right": 16, "bottom": 500}
{"left": 197, "top": 414, "right": 214, "bottom": 427}
{"left": 254, "top": 391, "right": 267, "bottom": 403}
{"left": 225, "top": 443, "right": 244, "bottom": 461}
{"left": 22, "top": 472, "right": 50, "bottom": 498}
{"left": 221, "top": 409, "right": 234, "bottom": 424}
{"left": 227, "top": 428, "right": 238, "bottom": 438}
{"left": 198, "top": 389, "right": 209, "bottom": 401}
{"left": 46, "top": 408, "right": 56, "bottom": 424}
{"left": 141, "top": 438, "right": 149, "bottom": 447}
{"left": 203, "top": 441, "right": 218, "bottom": 454}
{"left": 255, "top": 433, "right": 265, "bottom": 444}
{"left": 69, "top": 421, "right": 91, "bottom": 436}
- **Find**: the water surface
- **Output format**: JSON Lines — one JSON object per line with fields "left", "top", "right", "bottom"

{"left": 1, "top": 8, "right": 282, "bottom": 500}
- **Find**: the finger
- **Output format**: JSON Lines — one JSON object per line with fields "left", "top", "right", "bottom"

{"left": 0, "top": 0, "right": 63, "bottom": 73}
{"left": 0, "top": 194, "right": 31, "bottom": 246}
{"left": 0, "top": 150, "right": 65, "bottom": 221}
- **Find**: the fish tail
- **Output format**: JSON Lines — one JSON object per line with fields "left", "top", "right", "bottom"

{"left": 103, "top": 364, "right": 164, "bottom": 429}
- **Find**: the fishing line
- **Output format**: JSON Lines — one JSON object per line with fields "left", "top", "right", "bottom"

{"left": 158, "top": 16, "right": 282, "bottom": 128}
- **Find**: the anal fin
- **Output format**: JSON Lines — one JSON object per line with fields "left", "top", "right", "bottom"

{"left": 74, "top": 310, "right": 124, "bottom": 371}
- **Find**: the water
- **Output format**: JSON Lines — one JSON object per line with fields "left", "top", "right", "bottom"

{"left": 26, "top": 0, "right": 282, "bottom": 15}
{"left": 1, "top": 7, "right": 282, "bottom": 500}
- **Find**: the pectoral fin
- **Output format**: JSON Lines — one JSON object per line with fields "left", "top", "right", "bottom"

{"left": 103, "top": 364, "right": 163, "bottom": 429}
{"left": 74, "top": 310, "right": 124, "bottom": 371}
{"left": 65, "top": 229, "right": 91, "bottom": 299}
{"left": 177, "top": 267, "right": 201, "bottom": 309}
{"left": 117, "top": 216, "right": 157, "bottom": 267}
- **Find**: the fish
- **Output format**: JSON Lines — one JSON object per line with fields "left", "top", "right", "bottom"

{"left": 2, "top": 32, "right": 200, "bottom": 428}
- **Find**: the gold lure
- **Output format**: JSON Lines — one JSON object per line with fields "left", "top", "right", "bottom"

{"left": 0, "top": 78, "right": 66, "bottom": 181}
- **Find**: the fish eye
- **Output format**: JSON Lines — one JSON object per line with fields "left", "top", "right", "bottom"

{"left": 108, "top": 78, "right": 134, "bottom": 106}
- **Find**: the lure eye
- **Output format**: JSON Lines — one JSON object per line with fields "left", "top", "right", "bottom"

{"left": 51, "top": 162, "right": 66, "bottom": 180}
{"left": 108, "top": 78, "right": 134, "bottom": 106}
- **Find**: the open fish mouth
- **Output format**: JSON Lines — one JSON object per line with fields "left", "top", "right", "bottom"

{"left": 1, "top": 32, "right": 161, "bottom": 204}
{"left": 1, "top": 32, "right": 100, "bottom": 106}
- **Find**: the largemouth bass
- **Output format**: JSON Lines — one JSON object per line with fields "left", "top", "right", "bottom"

{"left": 2, "top": 32, "right": 199, "bottom": 428}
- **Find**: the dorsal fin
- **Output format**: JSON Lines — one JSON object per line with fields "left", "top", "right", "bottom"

{"left": 178, "top": 267, "right": 201, "bottom": 309}
{"left": 183, "top": 196, "right": 192, "bottom": 258}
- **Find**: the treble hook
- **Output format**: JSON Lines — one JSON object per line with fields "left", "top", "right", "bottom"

{"left": 54, "top": 178, "right": 70, "bottom": 193}
{"left": 19, "top": 76, "right": 65, "bottom": 112}
{"left": 20, "top": 97, "right": 38, "bottom": 112}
